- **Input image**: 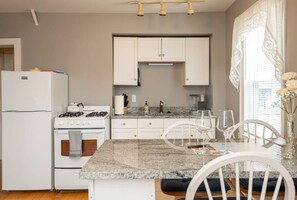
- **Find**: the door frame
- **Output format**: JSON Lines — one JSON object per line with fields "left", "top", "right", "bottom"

{"left": 0, "top": 38, "right": 21, "bottom": 71}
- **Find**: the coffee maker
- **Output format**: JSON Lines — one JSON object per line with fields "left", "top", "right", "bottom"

{"left": 197, "top": 94, "right": 208, "bottom": 110}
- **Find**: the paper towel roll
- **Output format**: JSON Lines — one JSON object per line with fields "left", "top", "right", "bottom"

{"left": 114, "top": 95, "right": 124, "bottom": 115}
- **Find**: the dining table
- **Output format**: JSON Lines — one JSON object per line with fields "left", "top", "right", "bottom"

{"left": 79, "top": 139, "right": 297, "bottom": 200}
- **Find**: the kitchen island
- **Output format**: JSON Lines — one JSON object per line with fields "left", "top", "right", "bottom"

{"left": 80, "top": 139, "right": 297, "bottom": 200}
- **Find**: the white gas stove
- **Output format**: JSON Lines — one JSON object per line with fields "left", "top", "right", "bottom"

{"left": 54, "top": 106, "right": 110, "bottom": 130}
{"left": 54, "top": 106, "right": 110, "bottom": 190}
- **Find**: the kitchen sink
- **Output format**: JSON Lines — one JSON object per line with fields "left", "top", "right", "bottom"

{"left": 148, "top": 111, "right": 179, "bottom": 116}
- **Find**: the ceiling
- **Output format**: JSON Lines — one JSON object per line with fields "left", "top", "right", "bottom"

{"left": 0, "top": 0, "right": 236, "bottom": 14}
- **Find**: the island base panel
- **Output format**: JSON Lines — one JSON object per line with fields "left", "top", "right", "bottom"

{"left": 88, "top": 179, "right": 155, "bottom": 200}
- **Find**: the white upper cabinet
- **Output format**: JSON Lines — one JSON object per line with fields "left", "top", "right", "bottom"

{"left": 137, "top": 38, "right": 162, "bottom": 62}
{"left": 113, "top": 37, "right": 138, "bottom": 86}
{"left": 138, "top": 38, "right": 185, "bottom": 62}
{"left": 162, "top": 38, "right": 185, "bottom": 62}
{"left": 185, "top": 37, "right": 210, "bottom": 86}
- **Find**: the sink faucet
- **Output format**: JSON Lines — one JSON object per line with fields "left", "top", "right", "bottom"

{"left": 159, "top": 101, "right": 164, "bottom": 113}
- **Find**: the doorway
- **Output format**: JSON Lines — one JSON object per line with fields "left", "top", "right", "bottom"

{"left": 0, "top": 48, "right": 15, "bottom": 71}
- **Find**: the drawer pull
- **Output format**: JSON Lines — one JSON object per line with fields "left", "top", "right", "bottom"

{"left": 149, "top": 122, "right": 152, "bottom": 125}
{"left": 134, "top": 135, "right": 137, "bottom": 137}
{"left": 122, "top": 123, "right": 126, "bottom": 126}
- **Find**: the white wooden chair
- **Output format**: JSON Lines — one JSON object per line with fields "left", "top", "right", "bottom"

{"left": 184, "top": 152, "right": 295, "bottom": 200}
{"left": 161, "top": 121, "right": 231, "bottom": 198}
{"left": 227, "top": 119, "right": 286, "bottom": 147}
{"left": 226, "top": 119, "right": 288, "bottom": 196}
{"left": 161, "top": 121, "right": 212, "bottom": 151}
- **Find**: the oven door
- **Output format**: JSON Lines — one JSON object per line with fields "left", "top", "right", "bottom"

{"left": 55, "top": 129, "right": 105, "bottom": 168}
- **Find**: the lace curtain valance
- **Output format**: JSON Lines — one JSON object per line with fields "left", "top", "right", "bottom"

{"left": 229, "top": 0, "right": 286, "bottom": 90}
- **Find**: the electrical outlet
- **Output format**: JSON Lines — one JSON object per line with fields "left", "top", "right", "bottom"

{"left": 132, "top": 95, "right": 136, "bottom": 103}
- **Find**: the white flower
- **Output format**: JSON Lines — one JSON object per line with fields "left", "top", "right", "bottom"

{"left": 286, "top": 80, "right": 297, "bottom": 92}
{"left": 275, "top": 72, "right": 297, "bottom": 114}
{"left": 277, "top": 88, "right": 289, "bottom": 97}
{"left": 282, "top": 72, "right": 297, "bottom": 81}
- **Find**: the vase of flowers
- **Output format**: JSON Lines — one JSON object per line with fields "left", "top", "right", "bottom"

{"left": 276, "top": 72, "right": 297, "bottom": 160}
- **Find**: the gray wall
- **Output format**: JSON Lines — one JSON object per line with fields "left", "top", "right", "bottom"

{"left": 115, "top": 63, "right": 207, "bottom": 107}
{"left": 225, "top": 0, "right": 297, "bottom": 124}
{"left": 0, "top": 13, "right": 226, "bottom": 112}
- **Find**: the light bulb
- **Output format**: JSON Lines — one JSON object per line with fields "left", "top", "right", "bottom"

{"left": 187, "top": 2, "right": 194, "bottom": 15}
{"left": 159, "top": 3, "right": 166, "bottom": 16}
{"left": 137, "top": 2, "right": 144, "bottom": 16}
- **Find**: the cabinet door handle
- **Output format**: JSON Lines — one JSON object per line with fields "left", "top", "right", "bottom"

{"left": 134, "top": 78, "right": 137, "bottom": 81}
{"left": 162, "top": 54, "right": 165, "bottom": 57}
{"left": 158, "top": 54, "right": 161, "bottom": 57}
{"left": 186, "top": 78, "right": 189, "bottom": 81}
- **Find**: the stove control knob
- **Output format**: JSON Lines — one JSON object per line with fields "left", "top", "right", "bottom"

{"left": 82, "top": 121, "right": 86, "bottom": 125}
{"left": 76, "top": 121, "right": 80, "bottom": 125}
{"left": 70, "top": 121, "right": 74, "bottom": 125}
{"left": 88, "top": 121, "right": 92, "bottom": 125}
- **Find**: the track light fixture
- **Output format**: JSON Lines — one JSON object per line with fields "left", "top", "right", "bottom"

{"left": 129, "top": 0, "right": 205, "bottom": 16}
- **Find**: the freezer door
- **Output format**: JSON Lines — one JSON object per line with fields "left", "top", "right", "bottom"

{"left": 1, "top": 71, "right": 52, "bottom": 111}
{"left": 2, "top": 112, "right": 53, "bottom": 190}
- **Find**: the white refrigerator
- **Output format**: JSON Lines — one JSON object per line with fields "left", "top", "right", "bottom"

{"left": 1, "top": 71, "right": 68, "bottom": 190}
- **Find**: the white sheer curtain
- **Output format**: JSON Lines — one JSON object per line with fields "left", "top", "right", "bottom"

{"left": 229, "top": 0, "right": 286, "bottom": 90}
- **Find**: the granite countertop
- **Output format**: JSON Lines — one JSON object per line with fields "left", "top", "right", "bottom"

{"left": 111, "top": 107, "right": 214, "bottom": 119}
{"left": 79, "top": 139, "right": 297, "bottom": 180}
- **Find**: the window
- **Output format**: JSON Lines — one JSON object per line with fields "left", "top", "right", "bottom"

{"left": 241, "top": 27, "right": 281, "bottom": 132}
{"left": 230, "top": 0, "right": 285, "bottom": 134}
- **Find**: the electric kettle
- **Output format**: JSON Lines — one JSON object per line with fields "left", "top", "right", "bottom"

{"left": 68, "top": 102, "right": 84, "bottom": 112}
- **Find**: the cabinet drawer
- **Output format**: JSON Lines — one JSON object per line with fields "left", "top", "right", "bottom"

{"left": 138, "top": 119, "right": 163, "bottom": 128}
{"left": 112, "top": 129, "right": 137, "bottom": 139}
{"left": 138, "top": 129, "right": 163, "bottom": 139}
{"left": 112, "top": 119, "right": 137, "bottom": 129}
{"left": 163, "top": 118, "right": 189, "bottom": 129}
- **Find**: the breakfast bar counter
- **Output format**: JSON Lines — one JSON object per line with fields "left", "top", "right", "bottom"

{"left": 80, "top": 139, "right": 297, "bottom": 200}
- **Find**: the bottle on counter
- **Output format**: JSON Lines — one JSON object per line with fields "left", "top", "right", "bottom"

{"left": 144, "top": 101, "right": 149, "bottom": 115}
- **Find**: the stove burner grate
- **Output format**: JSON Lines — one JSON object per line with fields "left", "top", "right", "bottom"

{"left": 86, "top": 111, "right": 108, "bottom": 118}
{"left": 59, "top": 112, "right": 84, "bottom": 118}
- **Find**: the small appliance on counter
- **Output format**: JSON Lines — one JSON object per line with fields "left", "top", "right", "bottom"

{"left": 198, "top": 94, "right": 208, "bottom": 110}
{"left": 67, "top": 102, "right": 84, "bottom": 112}
{"left": 189, "top": 94, "right": 199, "bottom": 115}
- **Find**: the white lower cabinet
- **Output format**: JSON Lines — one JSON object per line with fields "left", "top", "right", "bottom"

{"left": 112, "top": 129, "right": 138, "bottom": 139}
{"left": 112, "top": 117, "right": 216, "bottom": 139}
{"left": 163, "top": 118, "right": 188, "bottom": 129}
{"left": 138, "top": 129, "right": 163, "bottom": 139}
{"left": 112, "top": 119, "right": 137, "bottom": 139}
{"left": 137, "top": 119, "right": 163, "bottom": 139}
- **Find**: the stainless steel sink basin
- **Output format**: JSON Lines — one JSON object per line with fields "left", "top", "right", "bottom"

{"left": 148, "top": 111, "right": 178, "bottom": 116}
